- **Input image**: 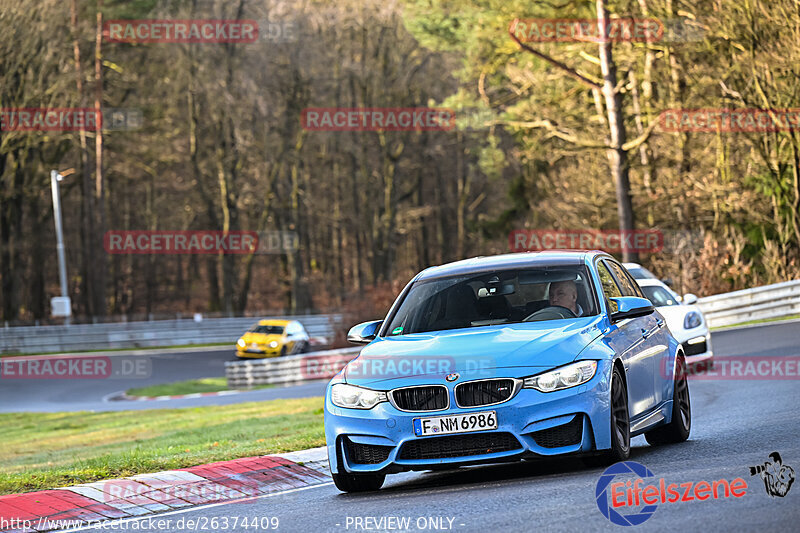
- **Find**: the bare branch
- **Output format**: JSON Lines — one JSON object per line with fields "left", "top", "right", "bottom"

{"left": 502, "top": 119, "right": 609, "bottom": 148}
{"left": 508, "top": 20, "right": 603, "bottom": 91}
{"left": 621, "top": 119, "right": 659, "bottom": 152}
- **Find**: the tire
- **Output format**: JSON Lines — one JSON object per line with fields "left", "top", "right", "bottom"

{"left": 332, "top": 472, "right": 385, "bottom": 493}
{"left": 584, "top": 365, "right": 630, "bottom": 467}
{"left": 279, "top": 345, "right": 287, "bottom": 357}
{"left": 645, "top": 356, "right": 691, "bottom": 445}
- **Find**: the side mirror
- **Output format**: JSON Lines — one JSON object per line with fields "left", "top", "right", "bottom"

{"left": 346, "top": 320, "right": 382, "bottom": 345}
{"left": 609, "top": 296, "right": 654, "bottom": 322}
{"left": 682, "top": 293, "right": 698, "bottom": 305}
{"left": 661, "top": 278, "right": 674, "bottom": 287}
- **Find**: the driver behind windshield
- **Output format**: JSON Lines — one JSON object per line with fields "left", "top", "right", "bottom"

{"left": 385, "top": 266, "right": 596, "bottom": 335}
{"left": 548, "top": 280, "right": 583, "bottom": 317}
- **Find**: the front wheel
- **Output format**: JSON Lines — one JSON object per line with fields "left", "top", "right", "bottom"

{"left": 584, "top": 365, "right": 630, "bottom": 467}
{"left": 645, "top": 356, "right": 691, "bottom": 445}
{"left": 332, "top": 472, "right": 385, "bottom": 493}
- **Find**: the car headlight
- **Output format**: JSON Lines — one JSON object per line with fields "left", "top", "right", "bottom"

{"left": 684, "top": 311, "right": 702, "bottom": 329}
{"left": 269, "top": 341, "right": 279, "bottom": 348}
{"left": 330, "top": 383, "right": 387, "bottom": 409}
{"left": 523, "top": 360, "right": 597, "bottom": 393}
{"left": 237, "top": 338, "right": 246, "bottom": 348}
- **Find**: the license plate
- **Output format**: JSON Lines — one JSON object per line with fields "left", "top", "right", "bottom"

{"left": 413, "top": 411, "right": 497, "bottom": 437}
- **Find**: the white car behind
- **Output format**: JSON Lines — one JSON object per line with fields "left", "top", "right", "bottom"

{"left": 636, "top": 278, "right": 714, "bottom": 367}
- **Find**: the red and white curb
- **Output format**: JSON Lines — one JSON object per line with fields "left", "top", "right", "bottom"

{"left": 119, "top": 390, "right": 244, "bottom": 402}
{"left": 0, "top": 448, "right": 329, "bottom": 533}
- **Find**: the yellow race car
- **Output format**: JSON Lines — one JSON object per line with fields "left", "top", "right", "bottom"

{"left": 235, "top": 319, "right": 310, "bottom": 358}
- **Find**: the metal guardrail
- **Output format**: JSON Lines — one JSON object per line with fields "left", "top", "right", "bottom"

{"left": 0, "top": 314, "right": 341, "bottom": 354}
{"left": 696, "top": 279, "right": 800, "bottom": 328}
{"left": 225, "top": 347, "right": 361, "bottom": 388}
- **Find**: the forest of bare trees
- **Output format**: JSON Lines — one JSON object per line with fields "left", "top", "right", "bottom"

{"left": 1, "top": 0, "right": 799, "bottom": 325}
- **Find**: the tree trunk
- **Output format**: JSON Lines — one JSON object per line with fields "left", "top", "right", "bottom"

{"left": 597, "top": 0, "right": 637, "bottom": 262}
{"left": 93, "top": 0, "right": 106, "bottom": 316}
{"left": 71, "top": 0, "right": 96, "bottom": 317}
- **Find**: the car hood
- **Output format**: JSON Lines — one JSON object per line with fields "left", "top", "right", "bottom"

{"left": 343, "top": 316, "right": 604, "bottom": 387}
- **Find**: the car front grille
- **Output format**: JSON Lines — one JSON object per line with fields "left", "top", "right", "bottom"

{"left": 682, "top": 340, "right": 707, "bottom": 357}
{"left": 398, "top": 432, "right": 521, "bottom": 460}
{"left": 344, "top": 439, "right": 393, "bottom": 465}
{"left": 530, "top": 416, "right": 583, "bottom": 448}
{"left": 391, "top": 385, "right": 448, "bottom": 411}
{"left": 455, "top": 379, "right": 516, "bottom": 407}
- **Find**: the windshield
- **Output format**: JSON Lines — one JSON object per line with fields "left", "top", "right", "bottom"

{"left": 385, "top": 266, "right": 597, "bottom": 335}
{"left": 626, "top": 266, "right": 658, "bottom": 280}
{"left": 641, "top": 286, "right": 679, "bottom": 307}
{"left": 248, "top": 325, "right": 284, "bottom": 335}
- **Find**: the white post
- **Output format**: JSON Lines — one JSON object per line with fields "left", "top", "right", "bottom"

{"left": 50, "top": 170, "right": 71, "bottom": 325}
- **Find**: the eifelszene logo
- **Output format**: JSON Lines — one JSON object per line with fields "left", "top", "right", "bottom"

{"left": 595, "top": 461, "right": 748, "bottom": 526}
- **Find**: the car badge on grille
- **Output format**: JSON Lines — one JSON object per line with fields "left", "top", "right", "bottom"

{"left": 445, "top": 373, "right": 460, "bottom": 382}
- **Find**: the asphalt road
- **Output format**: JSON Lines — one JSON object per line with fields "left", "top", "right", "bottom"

{"left": 57, "top": 320, "right": 800, "bottom": 532}
{"left": 0, "top": 346, "right": 328, "bottom": 412}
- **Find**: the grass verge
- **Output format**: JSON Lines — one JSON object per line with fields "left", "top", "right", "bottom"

{"left": 0, "top": 397, "right": 324, "bottom": 496}
{"left": 126, "top": 377, "right": 272, "bottom": 397}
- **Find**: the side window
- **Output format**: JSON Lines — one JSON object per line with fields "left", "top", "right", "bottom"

{"left": 605, "top": 260, "right": 643, "bottom": 297}
{"left": 597, "top": 262, "right": 622, "bottom": 313}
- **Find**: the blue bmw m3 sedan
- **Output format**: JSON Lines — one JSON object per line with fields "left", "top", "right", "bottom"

{"left": 324, "top": 251, "right": 691, "bottom": 492}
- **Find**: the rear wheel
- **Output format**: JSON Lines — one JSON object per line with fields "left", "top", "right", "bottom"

{"left": 332, "top": 472, "right": 385, "bottom": 493}
{"left": 645, "top": 356, "right": 691, "bottom": 445}
{"left": 584, "top": 365, "right": 630, "bottom": 467}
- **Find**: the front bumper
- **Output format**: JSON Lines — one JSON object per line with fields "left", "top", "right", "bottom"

{"left": 677, "top": 331, "right": 713, "bottom": 366}
{"left": 324, "top": 360, "right": 614, "bottom": 475}
{"left": 236, "top": 347, "right": 282, "bottom": 358}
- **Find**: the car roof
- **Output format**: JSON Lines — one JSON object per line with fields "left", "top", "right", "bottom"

{"left": 416, "top": 251, "right": 607, "bottom": 281}
{"left": 257, "top": 319, "right": 291, "bottom": 326}
{"left": 635, "top": 278, "right": 670, "bottom": 289}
